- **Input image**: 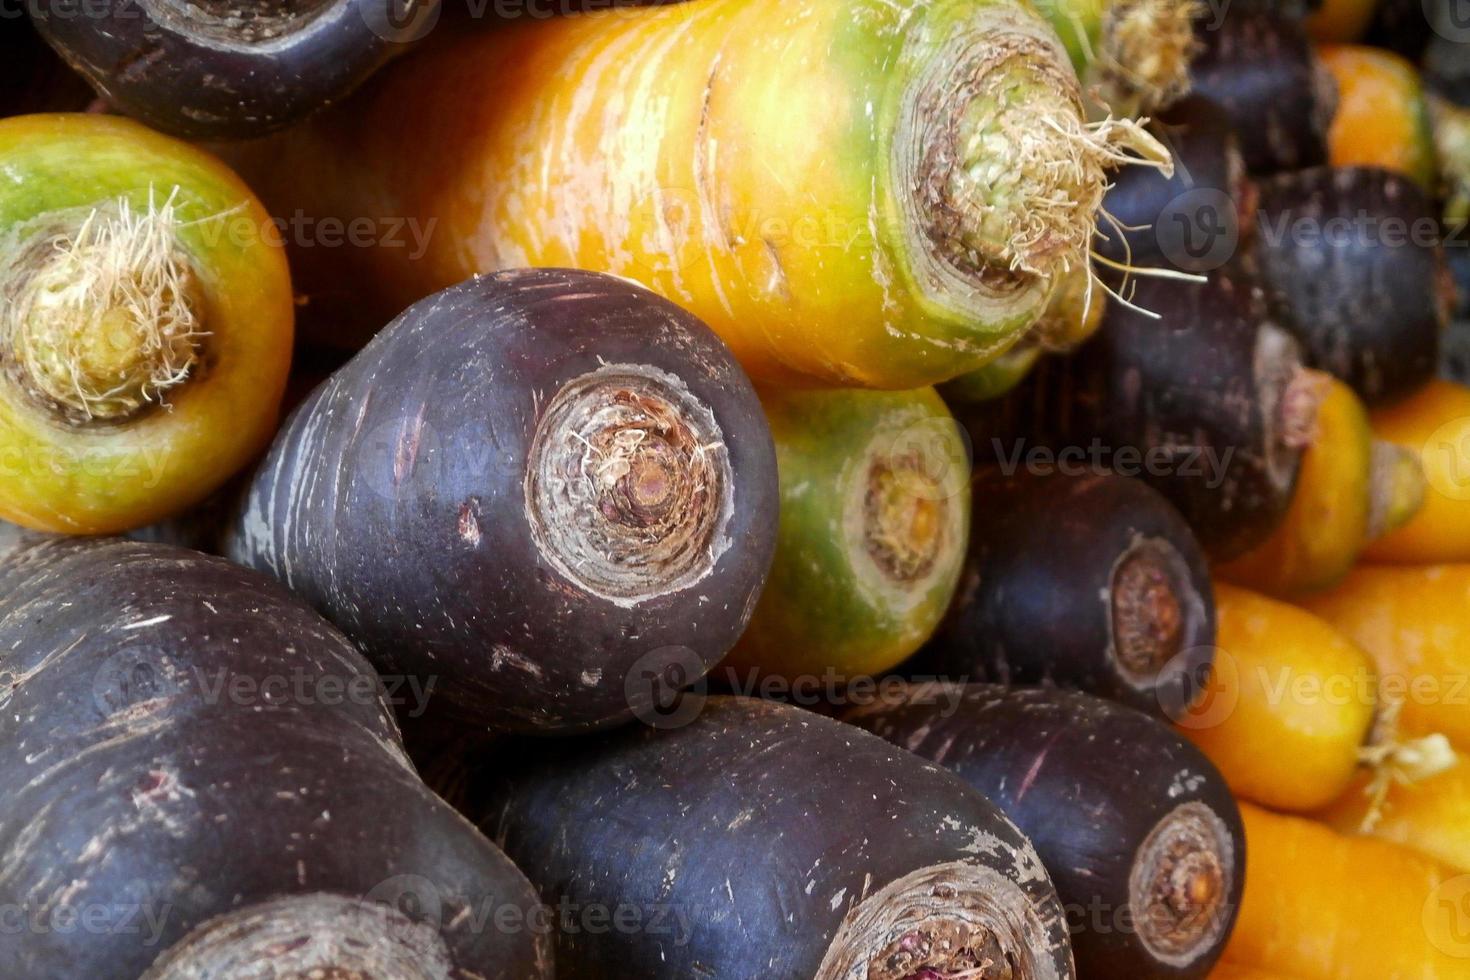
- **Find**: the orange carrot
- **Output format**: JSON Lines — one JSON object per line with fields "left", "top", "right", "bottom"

{"left": 1225, "top": 803, "right": 1467, "bottom": 978}
{"left": 1321, "top": 758, "right": 1470, "bottom": 874}
{"left": 1318, "top": 44, "right": 1436, "bottom": 191}
{"left": 1304, "top": 564, "right": 1470, "bottom": 749}
{"left": 1364, "top": 380, "right": 1470, "bottom": 565}
{"left": 1179, "top": 584, "right": 1377, "bottom": 812}
{"left": 1218, "top": 374, "right": 1424, "bottom": 596}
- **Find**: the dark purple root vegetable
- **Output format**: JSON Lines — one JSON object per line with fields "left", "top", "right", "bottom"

{"left": 1095, "top": 95, "right": 1253, "bottom": 272}
{"left": 915, "top": 470, "right": 1215, "bottom": 720}
{"left": 467, "top": 696, "right": 1075, "bottom": 979}
{"left": 0, "top": 535, "right": 549, "bottom": 980}
{"left": 1253, "top": 166, "right": 1447, "bottom": 406}
{"left": 29, "top": 0, "right": 437, "bottom": 138}
{"left": 959, "top": 266, "right": 1309, "bottom": 561}
{"left": 2, "top": 13, "right": 93, "bottom": 116}
{"left": 842, "top": 684, "right": 1245, "bottom": 980}
{"left": 1188, "top": 10, "right": 1335, "bottom": 174}
{"left": 225, "top": 269, "right": 779, "bottom": 735}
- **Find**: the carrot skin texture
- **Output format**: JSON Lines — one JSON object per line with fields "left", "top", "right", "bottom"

{"left": 1303, "top": 564, "right": 1470, "bottom": 747}
{"left": 467, "top": 697, "right": 1076, "bottom": 979}
{"left": 1318, "top": 44, "right": 1437, "bottom": 189}
{"left": 1209, "top": 964, "right": 1304, "bottom": 980}
{"left": 0, "top": 536, "right": 549, "bottom": 979}
{"left": 227, "top": 0, "right": 1098, "bottom": 387}
{"left": 1363, "top": 380, "right": 1470, "bottom": 564}
{"left": 226, "top": 269, "right": 778, "bottom": 734}
{"left": 1252, "top": 166, "right": 1443, "bottom": 406}
{"left": 1188, "top": 11, "right": 1334, "bottom": 174}
{"left": 1181, "top": 584, "right": 1375, "bottom": 812}
{"left": 915, "top": 469, "right": 1215, "bottom": 719}
{"left": 959, "top": 267, "right": 1306, "bottom": 561}
{"left": 843, "top": 684, "right": 1245, "bottom": 979}
{"left": 1225, "top": 803, "right": 1464, "bottom": 978}
{"left": 1217, "top": 377, "right": 1375, "bottom": 595}
{"left": 1319, "top": 758, "right": 1470, "bottom": 873}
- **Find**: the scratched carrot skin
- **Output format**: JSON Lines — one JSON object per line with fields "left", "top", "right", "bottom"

{"left": 231, "top": 0, "right": 1167, "bottom": 388}
{"left": 845, "top": 682, "right": 1244, "bottom": 980}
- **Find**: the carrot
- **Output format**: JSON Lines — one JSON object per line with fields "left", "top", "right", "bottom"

{"left": 1320, "top": 757, "right": 1470, "bottom": 874}
{"left": 1304, "top": 564, "right": 1470, "bottom": 748}
{"left": 1209, "top": 964, "right": 1305, "bottom": 980}
{"left": 723, "top": 387, "right": 969, "bottom": 681}
{"left": 225, "top": 269, "right": 779, "bottom": 734}
{"left": 1189, "top": 11, "right": 1334, "bottom": 174}
{"left": 1364, "top": 380, "right": 1470, "bottom": 564}
{"left": 30, "top": 0, "right": 426, "bottom": 138}
{"left": 1318, "top": 44, "right": 1437, "bottom": 190}
{"left": 1251, "top": 167, "right": 1446, "bottom": 407}
{"left": 1033, "top": 0, "right": 1203, "bottom": 113}
{"left": 917, "top": 469, "right": 1216, "bottom": 721}
{"left": 230, "top": 0, "right": 1167, "bottom": 387}
{"left": 942, "top": 261, "right": 1105, "bottom": 402}
{"left": 0, "top": 114, "right": 293, "bottom": 535}
{"left": 0, "top": 535, "right": 548, "bottom": 980}
{"left": 1225, "top": 803, "right": 1466, "bottom": 978}
{"left": 466, "top": 697, "right": 1076, "bottom": 978}
{"left": 1218, "top": 374, "right": 1425, "bottom": 596}
{"left": 1179, "top": 584, "right": 1377, "bottom": 812}
{"left": 845, "top": 683, "right": 1244, "bottom": 978}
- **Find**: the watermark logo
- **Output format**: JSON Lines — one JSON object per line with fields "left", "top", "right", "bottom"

{"left": 879, "top": 415, "right": 973, "bottom": 504}
{"left": 361, "top": 0, "right": 442, "bottom": 43}
{"left": 1423, "top": 418, "right": 1470, "bottom": 502}
{"left": 624, "top": 645, "right": 709, "bottom": 729}
{"left": 1159, "top": 647, "right": 1235, "bottom": 731}
{"left": 1425, "top": 874, "right": 1470, "bottom": 958}
{"left": 1156, "top": 188, "right": 1239, "bottom": 273}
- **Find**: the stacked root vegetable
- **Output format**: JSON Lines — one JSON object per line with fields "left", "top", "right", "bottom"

{"left": 4, "top": 0, "right": 1470, "bottom": 975}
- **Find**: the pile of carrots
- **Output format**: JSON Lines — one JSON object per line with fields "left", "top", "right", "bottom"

{"left": 4, "top": 0, "right": 1470, "bottom": 976}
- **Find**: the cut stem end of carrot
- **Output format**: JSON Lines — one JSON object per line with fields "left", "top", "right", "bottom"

{"left": 523, "top": 362, "right": 733, "bottom": 606}
{"left": 139, "top": 892, "right": 457, "bottom": 980}
{"left": 897, "top": 6, "right": 1169, "bottom": 331}
{"left": 815, "top": 860, "right": 1060, "bottom": 980}
{"left": 2, "top": 188, "right": 205, "bottom": 424}
{"left": 1129, "top": 800, "right": 1235, "bottom": 969}
{"left": 1110, "top": 537, "right": 1191, "bottom": 681}
{"left": 1365, "top": 440, "right": 1427, "bottom": 541}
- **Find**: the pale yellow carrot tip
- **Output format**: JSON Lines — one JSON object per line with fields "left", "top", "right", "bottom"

{"left": 1096, "top": 0, "right": 1205, "bottom": 114}
{"left": 1366, "top": 440, "right": 1428, "bottom": 540}
{"left": 1357, "top": 696, "right": 1457, "bottom": 833}
{"left": 3, "top": 185, "right": 205, "bottom": 423}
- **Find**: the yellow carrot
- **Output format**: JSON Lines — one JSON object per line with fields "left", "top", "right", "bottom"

{"left": 1321, "top": 758, "right": 1470, "bottom": 874}
{"left": 1226, "top": 803, "right": 1467, "bottom": 978}
{"left": 1210, "top": 962, "right": 1306, "bottom": 980}
{"left": 1364, "top": 380, "right": 1470, "bottom": 565}
{"left": 232, "top": 0, "right": 1166, "bottom": 388}
{"left": 1218, "top": 374, "right": 1424, "bottom": 596}
{"left": 0, "top": 114, "right": 293, "bottom": 533}
{"left": 1304, "top": 565, "right": 1470, "bottom": 749}
{"left": 1179, "top": 584, "right": 1376, "bottom": 812}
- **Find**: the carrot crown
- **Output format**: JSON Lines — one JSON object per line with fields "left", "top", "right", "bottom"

{"left": 3, "top": 187, "right": 205, "bottom": 424}
{"left": 894, "top": 4, "right": 1170, "bottom": 331}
